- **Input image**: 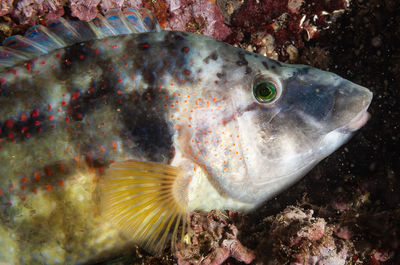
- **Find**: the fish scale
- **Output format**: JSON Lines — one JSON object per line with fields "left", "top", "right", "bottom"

{"left": 0, "top": 8, "right": 372, "bottom": 264}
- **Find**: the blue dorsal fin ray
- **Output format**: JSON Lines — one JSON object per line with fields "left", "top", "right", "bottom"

{"left": 0, "top": 8, "right": 161, "bottom": 71}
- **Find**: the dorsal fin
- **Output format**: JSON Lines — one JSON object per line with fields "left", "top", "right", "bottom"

{"left": 0, "top": 8, "right": 161, "bottom": 71}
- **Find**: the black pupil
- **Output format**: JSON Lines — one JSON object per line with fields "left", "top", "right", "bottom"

{"left": 258, "top": 84, "right": 272, "bottom": 97}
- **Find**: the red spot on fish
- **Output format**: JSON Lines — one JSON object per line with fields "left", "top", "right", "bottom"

{"left": 61, "top": 101, "right": 66, "bottom": 105}
{"left": 65, "top": 117, "right": 70, "bottom": 123}
{"left": 0, "top": 77, "right": 5, "bottom": 86}
{"left": 51, "top": 64, "right": 55, "bottom": 69}
{"left": 26, "top": 63, "right": 32, "bottom": 71}
{"left": 34, "top": 171, "right": 41, "bottom": 181}
{"left": 65, "top": 59, "right": 71, "bottom": 65}
{"left": 109, "top": 67, "right": 114, "bottom": 71}
{"left": 21, "top": 126, "right": 28, "bottom": 133}
{"left": 45, "top": 185, "right": 52, "bottom": 191}
{"left": 49, "top": 115, "right": 54, "bottom": 121}
{"left": 41, "top": 61, "right": 46, "bottom": 65}
{"left": 33, "top": 188, "right": 38, "bottom": 194}
{"left": 56, "top": 53, "right": 61, "bottom": 58}
{"left": 184, "top": 69, "right": 191, "bottom": 75}
{"left": 12, "top": 70, "right": 18, "bottom": 75}
{"left": 139, "top": 43, "right": 150, "bottom": 49}
{"left": 79, "top": 55, "right": 85, "bottom": 60}
{"left": 58, "top": 180, "right": 65, "bottom": 187}
{"left": 71, "top": 91, "right": 80, "bottom": 100}
{"left": 32, "top": 109, "right": 39, "bottom": 117}
{"left": 45, "top": 167, "right": 52, "bottom": 177}
{"left": 34, "top": 120, "right": 41, "bottom": 126}
{"left": 94, "top": 49, "right": 99, "bottom": 54}
{"left": 59, "top": 162, "right": 66, "bottom": 172}
{"left": 0, "top": 188, "right": 2, "bottom": 196}
{"left": 38, "top": 128, "right": 43, "bottom": 133}
{"left": 182, "top": 47, "right": 190, "bottom": 53}
{"left": 25, "top": 132, "right": 31, "bottom": 138}
{"left": 100, "top": 147, "right": 106, "bottom": 153}
{"left": 48, "top": 104, "right": 52, "bottom": 111}
{"left": 5, "top": 120, "right": 14, "bottom": 128}
{"left": 112, "top": 141, "right": 118, "bottom": 151}
{"left": 21, "top": 177, "right": 27, "bottom": 183}
{"left": 20, "top": 113, "right": 27, "bottom": 122}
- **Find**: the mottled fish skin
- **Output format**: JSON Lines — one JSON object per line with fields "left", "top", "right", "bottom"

{"left": 0, "top": 19, "right": 372, "bottom": 265}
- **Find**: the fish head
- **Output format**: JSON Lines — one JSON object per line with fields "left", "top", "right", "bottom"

{"left": 189, "top": 46, "right": 372, "bottom": 207}
{"left": 230, "top": 62, "right": 372, "bottom": 203}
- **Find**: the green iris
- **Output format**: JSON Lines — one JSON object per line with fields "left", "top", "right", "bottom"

{"left": 254, "top": 80, "right": 277, "bottom": 103}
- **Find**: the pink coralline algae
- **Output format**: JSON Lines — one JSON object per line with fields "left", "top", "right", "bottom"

{"left": 1, "top": 0, "right": 230, "bottom": 40}
{"left": 164, "top": 0, "right": 231, "bottom": 40}
{"left": 175, "top": 210, "right": 255, "bottom": 265}
{"left": 0, "top": 0, "right": 145, "bottom": 23}
{"left": 70, "top": 0, "right": 102, "bottom": 21}
{"left": 1, "top": 0, "right": 66, "bottom": 24}
{"left": 71, "top": 0, "right": 143, "bottom": 21}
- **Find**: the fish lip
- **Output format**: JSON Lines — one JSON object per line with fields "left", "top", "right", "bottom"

{"left": 337, "top": 87, "right": 373, "bottom": 133}
{"left": 339, "top": 107, "right": 371, "bottom": 133}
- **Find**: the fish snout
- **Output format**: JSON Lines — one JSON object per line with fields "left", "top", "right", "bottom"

{"left": 335, "top": 81, "right": 373, "bottom": 133}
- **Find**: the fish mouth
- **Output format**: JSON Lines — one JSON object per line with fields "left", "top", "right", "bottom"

{"left": 337, "top": 84, "right": 373, "bottom": 133}
{"left": 344, "top": 109, "right": 371, "bottom": 132}
{"left": 338, "top": 107, "right": 371, "bottom": 133}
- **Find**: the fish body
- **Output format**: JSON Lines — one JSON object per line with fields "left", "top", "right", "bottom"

{"left": 0, "top": 9, "right": 372, "bottom": 264}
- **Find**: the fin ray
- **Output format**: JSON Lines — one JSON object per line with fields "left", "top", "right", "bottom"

{"left": 100, "top": 160, "right": 188, "bottom": 254}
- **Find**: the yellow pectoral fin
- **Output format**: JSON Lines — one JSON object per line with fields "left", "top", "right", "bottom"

{"left": 100, "top": 160, "right": 189, "bottom": 254}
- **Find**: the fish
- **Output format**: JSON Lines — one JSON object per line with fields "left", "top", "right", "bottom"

{"left": 0, "top": 8, "right": 372, "bottom": 264}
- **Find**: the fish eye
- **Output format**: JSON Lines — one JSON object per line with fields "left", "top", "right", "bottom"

{"left": 253, "top": 75, "right": 281, "bottom": 104}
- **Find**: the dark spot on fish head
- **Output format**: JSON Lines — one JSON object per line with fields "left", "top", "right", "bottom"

{"left": 245, "top": 66, "right": 252, "bottom": 74}
{"left": 203, "top": 51, "right": 218, "bottom": 64}
{"left": 236, "top": 51, "right": 248, "bottom": 66}
{"left": 262, "top": 61, "right": 270, "bottom": 70}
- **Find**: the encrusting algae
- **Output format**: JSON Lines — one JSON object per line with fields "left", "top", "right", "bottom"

{"left": 0, "top": 8, "right": 372, "bottom": 264}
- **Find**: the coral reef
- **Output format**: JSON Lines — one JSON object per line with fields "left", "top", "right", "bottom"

{"left": 175, "top": 211, "right": 255, "bottom": 265}
{"left": 218, "top": 0, "right": 350, "bottom": 61}
{"left": 0, "top": 0, "right": 230, "bottom": 39}
{"left": 164, "top": 0, "right": 231, "bottom": 40}
{"left": 233, "top": 206, "right": 352, "bottom": 265}
{"left": 264, "top": 207, "right": 350, "bottom": 265}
